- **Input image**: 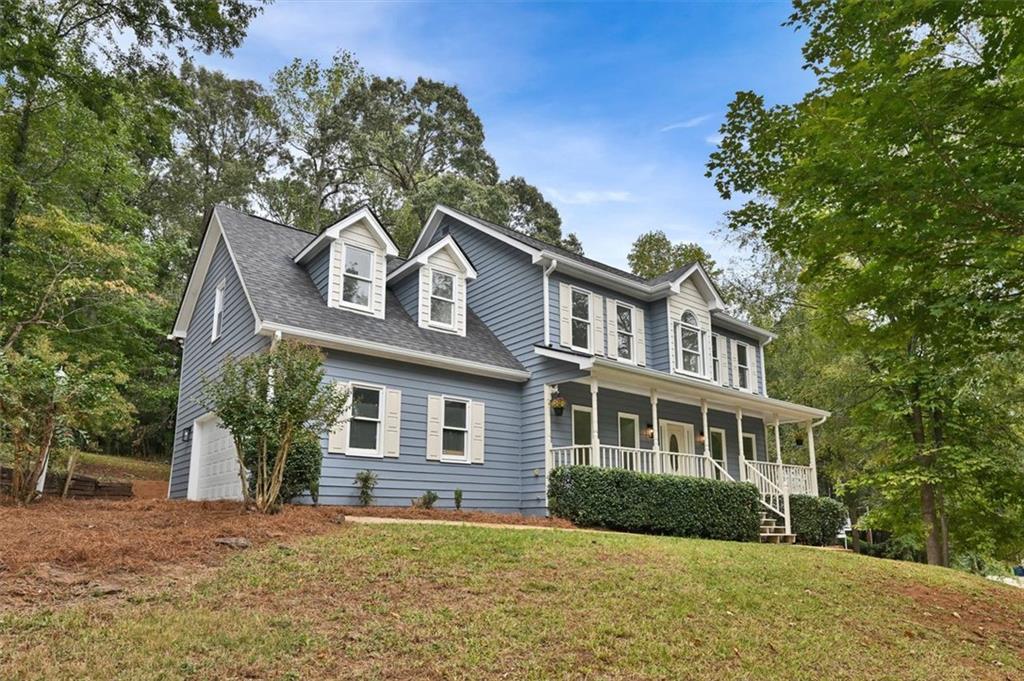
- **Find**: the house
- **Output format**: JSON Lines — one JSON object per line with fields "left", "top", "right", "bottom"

{"left": 168, "top": 203, "right": 828, "bottom": 531}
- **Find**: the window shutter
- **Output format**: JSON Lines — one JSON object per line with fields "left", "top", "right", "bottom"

{"left": 328, "top": 381, "right": 350, "bottom": 453}
{"left": 635, "top": 307, "right": 646, "bottom": 366}
{"left": 455, "top": 275, "right": 466, "bottom": 336}
{"left": 383, "top": 388, "right": 401, "bottom": 458}
{"left": 418, "top": 266, "right": 431, "bottom": 328}
{"left": 605, "top": 299, "right": 617, "bottom": 359}
{"left": 731, "top": 341, "right": 740, "bottom": 388}
{"left": 470, "top": 401, "right": 485, "bottom": 464}
{"left": 426, "top": 395, "right": 443, "bottom": 460}
{"left": 558, "top": 282, "right": 571, "bottom": 347}
{"left": 592, "top": 293, "right": 605, "bottom": 355}
{"left": 715, "top": 335, "right": 727, "bottom": 384}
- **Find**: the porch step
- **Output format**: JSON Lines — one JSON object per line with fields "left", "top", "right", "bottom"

{"left": 759, "top": 532, "right": 797, "bottom": 544}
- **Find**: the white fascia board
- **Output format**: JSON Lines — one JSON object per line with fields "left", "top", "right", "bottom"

{"left": 387, "top": 234, "right": 478, "bottom": 283}
{"left": 258, "top": 321, "right": 531, "bottom": 383}
{"left": 710, "top": 311, "right": 776, "bottom": 343}
{"left": 294, "top": 207, "right": 398, "bottom": 264}
{"left": 170, "top": 209, "right": 261, "bottom": 340}
{"left": 410, "top": 205, "right": 539, "bottom": 260}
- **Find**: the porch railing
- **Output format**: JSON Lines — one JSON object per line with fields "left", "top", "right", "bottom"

{"left": 549, "top": 445, "right": 733, "bottom": 481}
{"left": 744, "top": 460, "right": 791, "bottom": 535}
{"left": 746, "top": 460, "right": 815, "bottom": 497}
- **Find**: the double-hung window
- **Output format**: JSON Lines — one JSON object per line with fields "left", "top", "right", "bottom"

{"left": 677, "top": 310, "right": 703, "bottom": 375}
{"left": 429, "top": 269, "right": 456, "bottom": 329}
{"left": 570, "top": 288, "right": 591, "bottom": 351}
{"left": 616, "top": 303, "right": 634, "bottom": 361}
{"left": 341, "top": 244, "right": 374, "bottom": 310}
{"left": 442, "top": 397, "right": 469, "bottom": 461}
{"left": 711, "top": 333, "right": 721, "bottom": 382}
{"left": 736, "top": 342, "right": 751, "bottom": 391}
{"left": 348, "top": 385, "right": 383, "bottom": 456}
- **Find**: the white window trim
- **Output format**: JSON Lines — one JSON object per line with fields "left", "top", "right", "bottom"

{"left": 427, "top": 266, "right": 458, "bottom": 332}
{"left": 210, "top": 278, "right": 225, "bottom": 342}
{"left": 347, "top": 382, "right": 384, "bottom": 458}
{"left": 572, "top": 404, "right": 593, "bottom": 446}
{"left": 337, "top": 242, "right": 376, "bottom": 314}
{"left": 735, "top": 341, "right": 753, "bottom": 393}
{"left": 711, "top": 333, "right": 721, "bottom": 383}
{"left": 617, "top": 412, "right": 639, "bottom": 448}
{"left": 708, "top": 426, "right": 728, "bottom": 464}
{"left": 676, "top": 310, "right": 704, "bottom": 378}
{"left": 569, "top": 287, "right": 592, "bottom": 353}
{"left": 742, "top": 432, "right": 758, "bottom": 462}
{"left": 614, "top": 301, "right": 636, "bottom": 365}
{"left": 440, "top": 395, "right": 471, "bottom": 464}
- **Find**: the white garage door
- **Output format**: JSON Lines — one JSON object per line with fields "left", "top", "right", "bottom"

{"left": 188, "top": 415, "right": 243, "bottom": 501}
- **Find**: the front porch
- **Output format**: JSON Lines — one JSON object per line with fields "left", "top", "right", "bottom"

{"left": 542, "top": 374, "right": 824, "bottom": 537}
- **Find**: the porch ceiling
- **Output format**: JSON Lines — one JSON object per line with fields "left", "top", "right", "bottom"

{"left": 535, "top": 347, "right": 829, "bottom": 424}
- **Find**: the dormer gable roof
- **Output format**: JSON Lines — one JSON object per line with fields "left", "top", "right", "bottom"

{"left": 659, "top": 262, "right": 726, "bottom": 312}
{"left": 387, "top": 234, "right": 478, "bottom": 283}
{"left": 293, "top": 206, "right": 398, "bottom": 265}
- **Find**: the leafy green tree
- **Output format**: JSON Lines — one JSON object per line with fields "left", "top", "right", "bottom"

{"left": 706, "top": 0, "right": 1024, "bottom": 565}
{"left": 627, "top": 230, "right": 720, "bottom": 279}
{"left": 0, "top": 336, "right": 132, "bottom": 504}
{"left": 200, "top": 341, "right": 348, "bottom": 513}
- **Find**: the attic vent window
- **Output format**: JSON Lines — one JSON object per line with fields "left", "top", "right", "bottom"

{"left": 341, "top": 244, "right": 373, "bottom": 310}
{"left": 430, "top": 270, "right": 455, "bottom": 328}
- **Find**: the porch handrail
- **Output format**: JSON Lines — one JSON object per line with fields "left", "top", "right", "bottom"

{"left": 747, "top": 460, "right": 816, "bottom": 497}
{"left": 744, "top": 460, "right": 791, "bottom": 535}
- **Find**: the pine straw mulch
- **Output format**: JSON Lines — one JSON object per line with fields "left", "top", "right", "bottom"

{"left": 0, "top": 498, "right": 572, "bottom": 612}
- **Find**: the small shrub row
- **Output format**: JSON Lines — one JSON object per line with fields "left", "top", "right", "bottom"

{"left": 548, "top": 465, "right": 761, "bottom": 542}
{"left": 789, "top": 494, "right": 847, "bottom": 545}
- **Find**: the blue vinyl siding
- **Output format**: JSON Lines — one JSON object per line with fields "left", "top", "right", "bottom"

{"left": 307, "top": 247, "right": 330, "bottom": 302}
{"left": 392, "top": 272, "right": 420, "bottom": 320}
{"left": 315, "top": 350, "right": 523, "bottom": 511}
{"left": 168, "top": 238, "right": 269, "bottom": 498}
{"left": 552, "top": 381, "right": 767, "bottom": 481}
{"left": 430, "top": 219, "right": 585, "bottom": 514}
{"left": 546, "top": 272, "right": 652, "bottom": 360}
{"left": 647, "top": 299, "right": 670, "bottom": 372}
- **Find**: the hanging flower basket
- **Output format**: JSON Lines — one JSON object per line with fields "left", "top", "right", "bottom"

{"left": 550, "top": 394, "right": 567, "bottom": 416}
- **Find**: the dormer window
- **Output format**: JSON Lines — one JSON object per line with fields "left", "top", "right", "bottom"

{"left": 340, "top": 243, "right": 374, "bottom": 311}
{"left": 429, "top": 269, "right": 456, "bottom": 329}
{"left": 676, "top": 310, "right": 704, "bottom": 375}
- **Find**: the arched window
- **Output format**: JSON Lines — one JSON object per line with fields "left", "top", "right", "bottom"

{"left": 677, "top": 310, "right": 703, "bottom": 375}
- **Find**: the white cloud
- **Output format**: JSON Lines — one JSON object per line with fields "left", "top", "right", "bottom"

{"left": 659, "top": 114, "right": 712, "bottom": 132}
{"left": 705, "top": 133, "right": 724, "bottom": 146}
{"left": 546, "top": 188, "right": 635, "bottom": 205}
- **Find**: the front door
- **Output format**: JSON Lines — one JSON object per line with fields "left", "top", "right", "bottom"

{"left": 659, "top": 420, "right": 694, "bottom": 474}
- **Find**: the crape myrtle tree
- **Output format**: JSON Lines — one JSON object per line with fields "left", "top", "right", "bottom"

{"left": 706, "top": 0, "right": 1024, "bottom": 565}
{"left": 201, "top": 340, "right": 348, "bottom": 513}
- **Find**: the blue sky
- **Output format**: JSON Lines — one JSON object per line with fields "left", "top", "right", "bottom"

{"left": 200, "top": 1, "right": 814, "bottom": 270}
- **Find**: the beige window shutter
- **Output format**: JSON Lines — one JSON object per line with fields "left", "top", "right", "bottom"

{"left": 470, "top": 401, "right": 486, "bottom": 464}
{"left": 426, "top": 394, "right": 443, "bottom": 460}
{"left": 635, "top": 307, "right": 646, "bottom": 366}
{"left": 592, "top": 293, "right": 605, "bottom": 355}
{"left": 731, "top": 341, "right": 740, "bottom": 388}
{"left": 558, "top": 282, "right": 571, "bottom": 347}
{"left": 383, "top": 388, "right": 401, "bottom": 458}
{"left": 455, "top": 274, "right": 466, "bottom": 336}
{"left": 418, "top": 266, "right": 431, "bottom": 327}
{"left": 605, "top": 298, "right": 618, "bottom": 359}
{"left": 327, "top": 381, "right": 350, "bottom": 453}
{"left": 716, "top": 335, "right": 727, "bottom": 384}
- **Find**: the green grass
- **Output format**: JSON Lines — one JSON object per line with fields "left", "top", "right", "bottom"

{"left": 71, "top": 452, "right": 170, "bottom": 481}
{"left": 3, "top": 523, "right": 1023, "bottom": 680}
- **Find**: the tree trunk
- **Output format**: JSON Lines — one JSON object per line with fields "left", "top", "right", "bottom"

{"left": 931, "top": 409, "right": 950, "bottom": 567}
{"left": 1, "top": 92, "right": 35, "bottom": 265}
{"left": 908, "top": 398, "right": 943, "bottom": 566}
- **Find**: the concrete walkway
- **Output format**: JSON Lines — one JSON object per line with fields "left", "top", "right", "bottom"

{"left": 345, "top": 514, "right": 580, "bottom": 532}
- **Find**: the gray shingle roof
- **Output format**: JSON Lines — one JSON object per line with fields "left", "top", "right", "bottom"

{"left": 646, "top": 262, "right": 696, "bottom": 286}
{"left": 215, "top": 206, "right": 526, "bottom": 373}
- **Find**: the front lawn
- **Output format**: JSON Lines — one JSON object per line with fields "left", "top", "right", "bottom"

{"left": 2, "top": 504, "right": 1022, "bottom": 679}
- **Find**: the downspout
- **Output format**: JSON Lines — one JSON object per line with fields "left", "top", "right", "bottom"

{"left": 542, "top": 259, "right": 558, "bottom": 347}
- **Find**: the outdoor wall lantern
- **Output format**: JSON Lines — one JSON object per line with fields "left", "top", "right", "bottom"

{"left": 643, "top": 423, "right": 655, "bottom": 439}
{"left": 696, "top": 431, "right": 706, "bottom": 445}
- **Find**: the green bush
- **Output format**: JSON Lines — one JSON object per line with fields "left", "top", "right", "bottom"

{"left": 413, "top": 490, "right": 439, "bottom": 509}
{"left": 353, "top": 470, "right": 378, "bottom": 506}
{"left": 548, "top": 466, "right": 761, "bottom": 542}
{"left": 789, "top": 495, "right": 847, "bottom": 545}
{"left": 245, "top": 428, "right": 323, "bottom": 506}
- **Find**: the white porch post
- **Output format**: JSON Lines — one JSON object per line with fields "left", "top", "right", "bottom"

{"left": 773, "top": 415, "right": 783, "bottom": 465}
{"left": 736, "top": 408, "right": 745, "bottom": 482}
{"left": 806, "top": 420, "right": 819, "bottom": 496}
{"left": 590, "top": 378, "right": 600, "bottom": 466}
{"left": 701, "top": 399, "right": 711, "bottom": 479}
{"left": 650, "top": 388, "right": 661, "bottom": 474}
{"left": 544, "top": 384, "right": 553, "bottom": 483}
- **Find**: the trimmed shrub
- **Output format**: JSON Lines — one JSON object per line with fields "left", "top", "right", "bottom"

{"left": 245, "top": 428, "right": 323, "bottom": 506}
{"left": 548, "top": 466, "right": 761, "bottom": 542}
{"left": 789, "top": 495, "right": 847, "bottom": 545}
